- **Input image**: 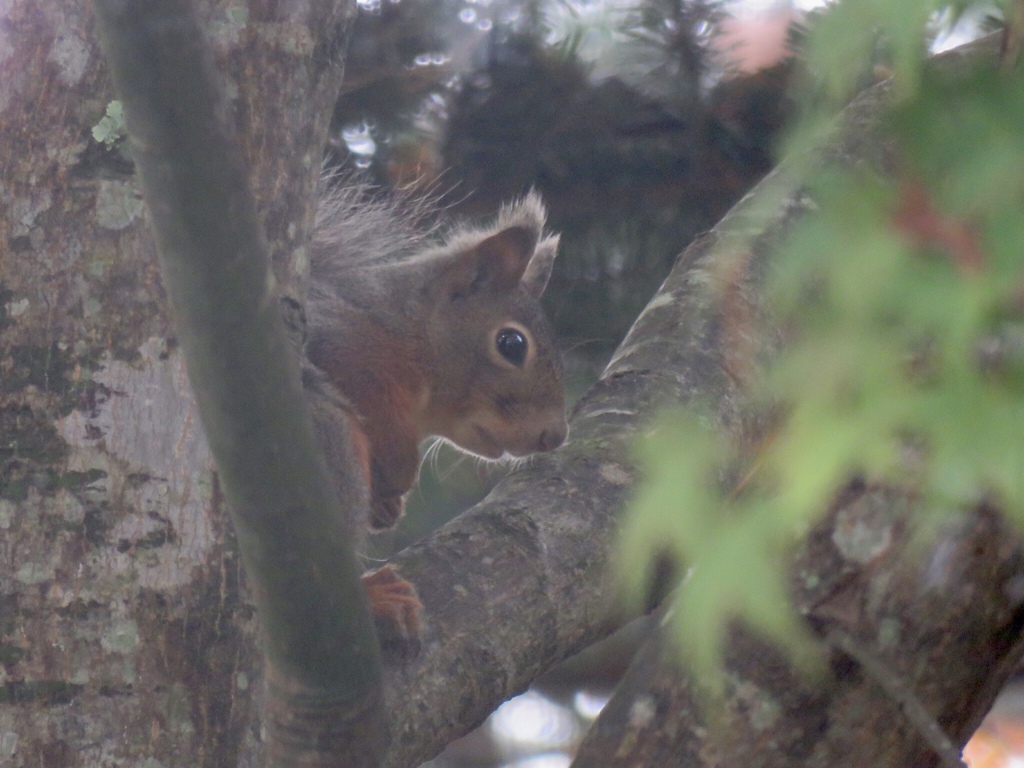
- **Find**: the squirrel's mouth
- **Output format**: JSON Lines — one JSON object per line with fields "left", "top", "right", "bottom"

{"left": 470, "top": 425, "right": 505, "bottom": 460}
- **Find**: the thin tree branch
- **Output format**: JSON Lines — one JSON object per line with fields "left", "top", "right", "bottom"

{"left": 826, "top": 629, "right": 966, "bottom": 768}
{"left": 89, "top": 1, "right": 384, "bottom": 765}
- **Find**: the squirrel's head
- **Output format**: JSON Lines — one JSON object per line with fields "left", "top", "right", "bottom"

{"left": 418, "top": 193, "right": 568, "bottom": 459}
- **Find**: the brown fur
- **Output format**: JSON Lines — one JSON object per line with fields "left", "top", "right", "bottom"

{"left": 304, "top": 182, "right": 568, "bottom": 647}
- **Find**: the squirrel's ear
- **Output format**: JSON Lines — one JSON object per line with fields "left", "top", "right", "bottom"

{"left": 522, "top": 234, "right": 559, "bottom": 298}
{"left": 443, "top": 225, "right": 538, "bottom": 298}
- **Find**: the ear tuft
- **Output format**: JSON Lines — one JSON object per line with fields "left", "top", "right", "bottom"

{"left": 497, "top": 190, "right": 547, "bottom": 234}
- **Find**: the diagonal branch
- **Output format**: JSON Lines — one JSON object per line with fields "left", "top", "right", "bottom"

{"left": 568, "top": 33, "right": 1024, "bottom": 768}
{"left": 372, "top": 33, "right": 1024, "bottom": 768}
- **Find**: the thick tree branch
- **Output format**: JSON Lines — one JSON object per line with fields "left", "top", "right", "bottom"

{"left": 566, "top": 35, "right": 1024, "bottom": 768}
{"left": 90, "top": 1, "right": 383, "bottom": 765}
{"left": 572, "top": 490, "right": 1024, "bottom": 767}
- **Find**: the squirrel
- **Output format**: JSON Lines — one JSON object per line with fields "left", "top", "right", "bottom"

{"left": 302, "top": 182, "right": 568, "bottom": 648}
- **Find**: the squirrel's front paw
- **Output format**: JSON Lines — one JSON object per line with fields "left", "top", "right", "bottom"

{"left": 369, "top": 493, "right": 406, "bottom": 531}
{"left": 361, "top": 564, "right": 422, "bottom": 656}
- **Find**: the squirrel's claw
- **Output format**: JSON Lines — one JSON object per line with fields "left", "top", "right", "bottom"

{"left": 361, "top": 564, "right": 422, "bottom": 657}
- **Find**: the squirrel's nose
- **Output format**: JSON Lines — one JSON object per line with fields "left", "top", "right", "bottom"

{"left": 538, "top": 421, "right": 568, "bottom": 451}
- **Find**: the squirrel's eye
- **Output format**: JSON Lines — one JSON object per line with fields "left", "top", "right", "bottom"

{"left": 496, "top": 327, "right": 528, "bottom": 367}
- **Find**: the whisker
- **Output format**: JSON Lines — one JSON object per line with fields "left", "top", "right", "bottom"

{"left": 420, "top": 438, "right": 444, "bottom": 477}
{"left": 437, "top": 443, "right": 472, "bottom": 482}
{"left": 564, "top": 337, "right": 609, "bottom": 355}
{"left": 417, "top": 440, "right": 434, "bottom": 477}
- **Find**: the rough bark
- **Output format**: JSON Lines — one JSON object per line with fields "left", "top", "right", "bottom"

{"left": 0, "top": 2, "right": 355, "bottom": 766}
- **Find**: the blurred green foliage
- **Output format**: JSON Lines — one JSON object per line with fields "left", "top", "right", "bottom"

{"left": 620, "top": 0, "right": 1024, "bottom": 688}
{"left": 619, "top": 412, "right": 821, "bottom": 687}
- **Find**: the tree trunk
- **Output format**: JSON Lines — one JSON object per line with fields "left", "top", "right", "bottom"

{"left": 0, "top": 2, "right": 354, "bottom": 766}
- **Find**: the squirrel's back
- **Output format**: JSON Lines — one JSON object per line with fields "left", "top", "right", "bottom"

{"left": 307, "top": 181, "right": 450, "bottom": 331}
{"left": 311, "top": 181, "right": 437, "bottom": 265}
